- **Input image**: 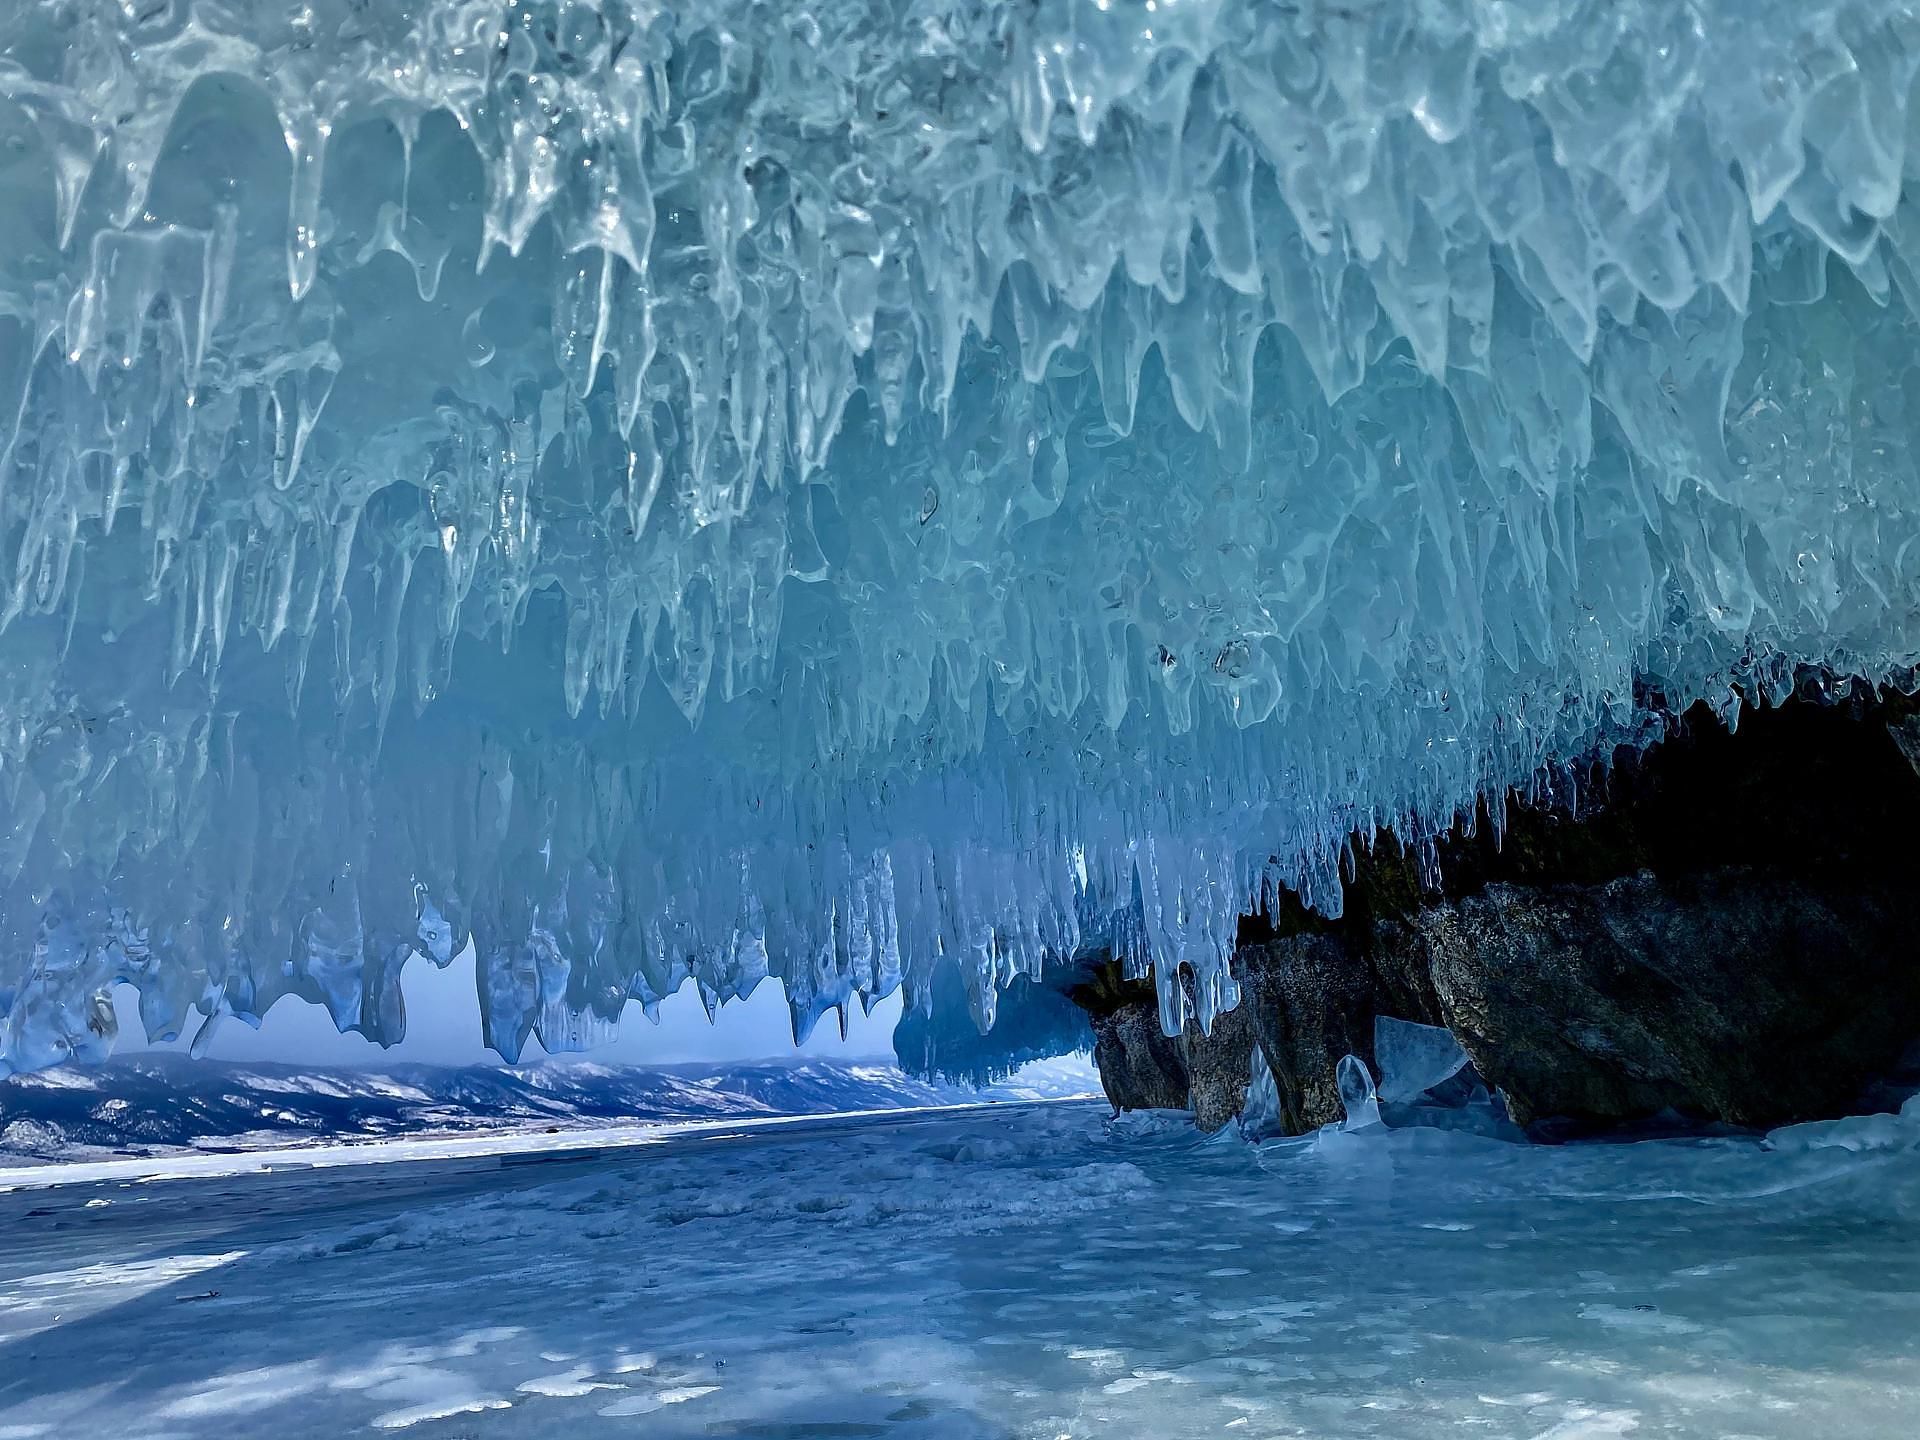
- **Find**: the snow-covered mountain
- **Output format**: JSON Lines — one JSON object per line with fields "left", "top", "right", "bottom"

{"left": 0, "top": 1054, "right": 1097, "bottom": 1165}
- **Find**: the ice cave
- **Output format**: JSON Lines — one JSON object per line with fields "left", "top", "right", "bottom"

{"left": 4, "top": 2, "right": 1920, "bottom": 1437}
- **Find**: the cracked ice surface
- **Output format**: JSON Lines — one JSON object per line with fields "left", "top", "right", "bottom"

{"left": 3, "top": 1105, "right": 1919, "bottom": 1437}
{"left": 6, "top": 1, "right": 1920, "bottom": 1069}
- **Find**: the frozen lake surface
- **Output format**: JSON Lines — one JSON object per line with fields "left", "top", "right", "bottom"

{"left": 2, "top": 1102, "right": 1917, "bottom": 1439}
{"left": 0, "top": 1054, "right": 1098, "bottom": 1167}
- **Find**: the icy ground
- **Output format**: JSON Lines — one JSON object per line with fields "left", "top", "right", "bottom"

{"left": 2, "top": 1105, "right": 1918, "bottom": 1439}
{"left": 0, "top": 1054, "right": 1097, "bottom": 1166}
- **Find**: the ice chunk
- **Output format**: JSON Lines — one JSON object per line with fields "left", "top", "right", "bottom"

{"left": 1765, "top": 1093, "right": 1920, "bottom": 1155}
{"left": 1374, "top": 1019, "right": 1472, "bottom": 1105}
{"left": 1239, "top": 1047, "right": 1284, "bottom": 1141}
{"left": 1336, "top": 1056, "right": 1382, "bottom": 1133}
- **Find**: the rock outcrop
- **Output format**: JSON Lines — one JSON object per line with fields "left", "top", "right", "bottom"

{"left": 1077, "top": 690, "right": 1920, "bottom": 1136}
{"left": 1082, "top": 967, "right": 1257, "bottom": 1131}
{"left": 1419, "top": 870, "right": 1920, "bottom": 1128}
{"left": 1234, "top": 933, "right": 1400, "bottom": 1133}
{"left": 1087, "top": 1000, "right": 1192, "bottom": 1115}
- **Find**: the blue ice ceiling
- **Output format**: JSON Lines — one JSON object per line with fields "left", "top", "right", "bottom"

{"left": 3, "top": 0, "right": 1919, "bottom": 1074}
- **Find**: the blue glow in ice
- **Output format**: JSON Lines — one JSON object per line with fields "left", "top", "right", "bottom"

{"left": 1336, "top": 1054, "right": 1382, "bottom": 1133}
{"left": 1374, "top": 1017, "right": 1471, "bottom": 1105}
{"left": 5, "top": 1, "right": 1920, "bottom": 1072}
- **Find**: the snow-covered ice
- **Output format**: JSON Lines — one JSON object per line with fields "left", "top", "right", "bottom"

{"left": 0, "top": 1053, "right": 1097, "bottom": 1168}
{"left": 3, "top": 1102, "right": 1917, "bottom": 1438}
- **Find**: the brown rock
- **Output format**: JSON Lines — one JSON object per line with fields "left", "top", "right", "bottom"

{"left": 1419, "top": 870, "right": 1920, "bottom": 1128}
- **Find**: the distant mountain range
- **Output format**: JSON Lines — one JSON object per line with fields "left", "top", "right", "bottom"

{"left": 0, "top": 1053, "right": 1099, "bottom": 1165}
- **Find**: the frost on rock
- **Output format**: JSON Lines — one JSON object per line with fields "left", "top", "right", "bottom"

{"left": 4, "top": 1, "right": 1920, "bottom": 1072}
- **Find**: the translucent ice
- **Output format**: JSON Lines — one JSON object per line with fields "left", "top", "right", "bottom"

{"left": 7, "top": 2, "right": 1920, "bottom": 1071}
{"left": 1239, "top": 1045, "right": 1284, "bottom": 1141}
{"left": 1766, "top": 1093, "right": 1920, "bottom": 1154}
{"left": 1374, "top": 1017, "right": 1471, "bottom": 1105}
{"left": 1336, "top": 1055, "right": 1381, "bottom": 1133}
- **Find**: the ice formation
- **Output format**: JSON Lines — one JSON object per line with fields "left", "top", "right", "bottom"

{"left": 5, "top": 0, "right": 1920, "bottom": 1073}
{"left": 1238, "top": 1045, "right": 1283, "bottom": 1141}
{"left": 1334, "top": 1054, "right": 1381, "bottom": 1132}
{"left": 1373, "top": 1017, "right": 1469, "bottom": 1105}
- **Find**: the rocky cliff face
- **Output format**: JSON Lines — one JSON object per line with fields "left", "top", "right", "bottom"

{"left": 1082, "top": 691, "right": 1920, "bottom": 1135}
{"left": 1088, "top": 1002, "right": 1254, "bottom": 1131}
{"left": 1420, "top": 871, "right": 1920, "bottom": 1128}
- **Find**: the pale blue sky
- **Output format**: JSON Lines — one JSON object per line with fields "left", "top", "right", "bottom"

{"left": 114, "top": 943, "right": 902, "bottom": 1067}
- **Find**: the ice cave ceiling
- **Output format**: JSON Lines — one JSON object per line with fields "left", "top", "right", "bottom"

{"left": 3, "top": 0, "right": 1920, "bottom": 1075}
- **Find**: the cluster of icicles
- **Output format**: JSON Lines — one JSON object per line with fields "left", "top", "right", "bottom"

{"left": 6, "top": 0, "right": 1920, "bottom": 1074}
